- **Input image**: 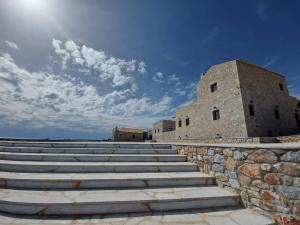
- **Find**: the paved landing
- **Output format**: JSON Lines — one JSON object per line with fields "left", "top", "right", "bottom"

{"left": 0, "top": 208, "right": 275, "bottom": 225}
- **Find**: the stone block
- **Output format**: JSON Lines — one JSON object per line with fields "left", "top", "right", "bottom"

{"left": 275, "top": 162, "right": 300, "bottom": 177}
{"left": 222, "top": 148, "right": 233, "bottom": 157}
{"left": 215, "top": 174, "right": 229, "bottom": 183}
{"left": 238, "top": 173, "right": 252, "bottom": 186}
{"left": 247, "top": 189, "right": 260, "bottom": 198}
{"left": 264, "top": 173, "right": 280, "bottom": 185}
{"left": 229, "top": 178, "right": 240, "bottom": 189}
{"left": 282, "top": 175, "right": 294, "bottom": 186}
{"left": 260, "top": 163, "right": 272, "bottom": 172}
{"left": 294, "top": 177, "right": 300, "bottom": 187}
{"left": 212, "top": 164, "right": 224, "bottom": 173}
{"left": 197, "top": 155, "right": 202, "bottom": 161}
{"left": 251, "top": 180, "right": 270, "bottom": 189}
{"left": 226, "top": 157, "right": 237, "bottom": 171}
{"left": 293, "top": 200, "right": 300, "bottom": 217}
{"left": 247, "top": 149, "right": 278, "bottom": 163}
{"left": 275, "top": 186, "right": 300, "bottom": 200}
{"left": 197, "top": 147, "right": 208, "bottom": 156}
{"left": 234, "top": 151, "right": 243, "bottom": 160}
{"left": 280, "top": 151, "right": 300, "bottom": 163}
{"left": 214, "top": 154, "right": 225, "bottom": 164}
{"left": 228, "top": 171, "right": 237, "bottom": 179}
{"left": 208, "top": 149, "right": 215, "bottom": 156}
{"left": 238, "top": 163, "right": 262, "bottom": 179}
{"left": 275, "top": 215, "right": 300, "bottom": 225}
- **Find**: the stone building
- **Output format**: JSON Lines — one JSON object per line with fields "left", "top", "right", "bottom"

{"left": 152, "top": 120, "right": 175, "bottom": 142}
{"left": 153, "top": 60, "right": 300, "bottom": 141}
{"left": 112, "top": 127, "right": 148, "bottom": 142}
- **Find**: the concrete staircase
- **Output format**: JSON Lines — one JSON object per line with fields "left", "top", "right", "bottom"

{"left": 0, "top": 141, "right": 275, "bottom": 224}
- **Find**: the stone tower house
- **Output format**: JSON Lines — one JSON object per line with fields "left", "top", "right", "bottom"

{"left": 175, "top": 60, "right": 299, "bottom": 140}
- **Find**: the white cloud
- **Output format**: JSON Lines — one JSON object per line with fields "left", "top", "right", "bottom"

{"left": 185, "top": 82, "right": 197, "bottom": 100}
{"left": 263, "top": 56, "right": 278, "bottom": 67}
{"left": 5, "top": 41, "right": 19, "bottom": 50}
{"left": 52, "top": 39, "right": 147, "bottom": 88}
{"left": 138, "top": 61, "right": 147, "bottom": 74}
{"left": 174, "top": 88, "right": 186, "bottom": 96}
{"left": 169, "top": 74, "right": 179, "bottom": 82}
{"left": 153, "top": 72, "right": 164, "bottom": 83}
{"left": 52, "top": 39, "right": 70, "bottom": 69}
{"left": 0, "top": 53, "right": 173, "bottom": 133}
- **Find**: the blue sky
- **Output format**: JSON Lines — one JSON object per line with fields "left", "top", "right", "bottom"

{"left": 0, "top": 0, "right": 299, "bottom": 139}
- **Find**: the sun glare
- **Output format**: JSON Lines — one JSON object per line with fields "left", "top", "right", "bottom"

{"left": 20, "top": 0, "right": 44, "bottom": 10}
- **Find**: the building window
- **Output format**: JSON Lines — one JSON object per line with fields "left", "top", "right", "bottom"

{"left": 267, "top": 130, "right": 272, "bottom": 137}
{"left": 212, "top": 109, "right": 220, "bottom": 120}
{"left": 154, "top": 129, "right": 156, "bottom": 133}
{"left": 178, "top": 119, "right": 182, "bottom": 127}
{"left": 274, "top": 106, "right": 280, "bottom": 120}
{"left": 279, "top": 83, "right": 284, "bottom": 91}
{"left": 210, "top": 82, "right": 218, "bottom": 93}
{"left": 295, "top": 113, "right": 300, "bottom": 127}
{"left": 185, "top": 117, "right": 190, "bottom": 126}
{"left": 132, "top": 135, "right": 135, "bottom": 139}
{"left": 249, "top": 104, "right": 255, "bottom": 116}
{"left": 158, "top": 128, "right": 159, "bottom": 133}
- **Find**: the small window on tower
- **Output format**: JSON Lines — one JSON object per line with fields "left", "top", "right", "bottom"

{"left": 249, "top": 104, "right": 255, "bottom": 116}
{"left": 210, "top": 82, "right": 218, "bottom": 93}
{"left": 279, "top": 83, "right": 284, "bottom": 91}
{"left": 212, "top": 109, "right": 220, "bottom": 120}
{"left": 295, "top": 113, "right": 300, "bottom": 128}
{"left": 186, "top": 117, "right": 190, "bottom": 126}
{"left": 178, "top": 120, "right": 182, "bottom": 127}
{"left": 274, "top": 106, "right": 280, "bottom": 120}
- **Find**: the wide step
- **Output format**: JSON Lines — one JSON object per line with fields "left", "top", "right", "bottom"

{"left": 0, "top": 160, "right": 197, "bottom": 173}
{"left": 0, "top": 152, "right": 185, "bottom": 162}
{"left": 0, "top": 187, "right": 240, "bottom": 215}
{"left": 0, "top": 141, "right": 171, "bottom": 149}
{"left": 0, "top": 171, "right": 214, "bottom": 189}
{"left": 0, "top": 146, "right": 177, "bottom": 154}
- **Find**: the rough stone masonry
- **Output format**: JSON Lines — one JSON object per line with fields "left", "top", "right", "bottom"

{"left": 177, "top": 143, "right": 300, "bottom": 225}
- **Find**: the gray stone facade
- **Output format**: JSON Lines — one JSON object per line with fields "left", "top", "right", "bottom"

{"left": 175, "top": 60, "right": 300, "bottom": 141}
{"left": 152, "top": 120, "right": 175, "bottom": 142}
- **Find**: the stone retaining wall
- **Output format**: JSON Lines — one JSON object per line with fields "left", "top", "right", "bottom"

{"left": 277, "top": 135, "right": 300, "bottom": 143}
{"left": 177, "top": 144, "right": 300, "bottom": 225}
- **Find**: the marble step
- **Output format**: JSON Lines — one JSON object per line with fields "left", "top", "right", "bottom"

{"left": 0, "top": 160, "right": 198, "bottom": 173}
{"left": 0, "top": 146, "right": 177, "bottom": 154}
{"left": 0, "top": 172, "right": 214, "bottom": 189}
{"left": 0, "top": 208, "right": 276, "bottom": 225}
{"left": 0, "top": 152, "right": 185, "bottom": 162}
{"left": 0, "top": 186, "right": 240, "bottom": 215}
{"left": 0, "top": 141, "right": 171, "bottom": 149}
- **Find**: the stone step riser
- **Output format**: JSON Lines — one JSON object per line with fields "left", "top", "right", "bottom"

{"left": 0, "top": 147, "right": 177, "bottom": 154}
{"left": 0, "top": 143, "right": 171, "bottom": 149}
{"left": 0, "top": 154, "right": 185, "bottom": 162}
{"left": 0, "top": 163, "right": 198, "bottom": 173}
{"left": 0, "top": 196, "right": 240, "bottom": 216}
{"left": 0, "top": 177, "right": 215, "bottom": 189}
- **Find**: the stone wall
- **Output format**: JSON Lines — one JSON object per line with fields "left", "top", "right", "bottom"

{"left": 153, "top": 131, "right": 175, "bottom": 142}
{"left": 277, "top": 135, "right": 300, "bottom": 143}
{"left": 177, "top": 144, "right": 300, "bottom": 224}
